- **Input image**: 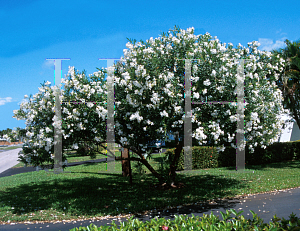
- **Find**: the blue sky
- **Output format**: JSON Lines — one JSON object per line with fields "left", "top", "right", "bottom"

{"left": 0, "top": 0, "right": 299, "bottom": 131}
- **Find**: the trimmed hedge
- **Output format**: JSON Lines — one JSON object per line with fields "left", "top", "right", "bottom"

{"left": 164, "top": 141, "right": 300, "bottom": 171}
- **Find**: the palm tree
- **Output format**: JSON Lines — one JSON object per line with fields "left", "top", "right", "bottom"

{"left": 271, "top": 39, "right": 300, "bottom": 130}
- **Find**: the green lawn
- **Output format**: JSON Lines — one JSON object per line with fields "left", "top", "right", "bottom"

{"left": 10, "top": 149, "right": 121, "bottom": 169}
{"left": 0, "top": 145, "right": 22, "bottom": 151}
{"left": 0, "top": 149, "right": 299, "bottom": 224}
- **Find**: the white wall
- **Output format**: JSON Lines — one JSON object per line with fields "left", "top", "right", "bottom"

{"left": 290, "top": 122, "right": 300, "bottom": 141}
{"left": 277, "top": 111, "right": 300, "bottom": 142}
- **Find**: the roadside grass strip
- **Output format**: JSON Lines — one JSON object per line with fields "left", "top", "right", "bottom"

{"left": 0, "top": 151, "right": 299, "bottom": 225}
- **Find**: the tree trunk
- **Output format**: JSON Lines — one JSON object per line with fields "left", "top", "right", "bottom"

{"left": 168, "top": 132, "right": 184, "bottom": 186}
{"left": 117, "top": 155, "right": 164, "bottom": 182}
{"left": 130, "top": 147, "right": 166, "bottom": 184}
{"left": 128, "top": 151, "right": 133, "bottom": 185}
{"left": 121, "top": 147, "right": 130, "bottom": 177}
{"left": 288, "top": 84, "right": 300, "bottom": 130}
{"left": 280, "top": 76, "right": 300, "bottom": 131}
{"left": 139, "top": 154, "right": 165, "bottom": 183}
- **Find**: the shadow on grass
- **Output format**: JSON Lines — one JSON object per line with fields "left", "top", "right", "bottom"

{"left": 152, "top": 152, "right": 300, "bottom": 172}
{"left": 2, "top": 157, "right": 298, "bottom": 222}
{"left": 260, "top": 159, "right": 300, "bottom": 169}
{"left": 0, "top": 170, "right": 249, "bottom": 221}
{"left": 83, "top": 162, "right": 98, "bottom": 166}
{"left": 218, "top": 160, "right": 300, "bottom": 171}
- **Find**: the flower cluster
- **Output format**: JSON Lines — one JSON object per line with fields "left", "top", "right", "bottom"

{"left": 113, "top": 25, "right": 286, "bottom": 154}
{"left": 13, "top": 67, "right": 108, "bottom": 167}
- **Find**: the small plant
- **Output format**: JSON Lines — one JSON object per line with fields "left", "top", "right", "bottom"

{"left": 131, "top": 150, "right": 153, "bottom": 177}
{"left": 132, "top": 158, "right": 147, "bottom": 177}
{"left": 157, "top": 152, "right": 172, "bottom": 184}
{"left": 69, "top": 209, "right": 300, "bottom": 230}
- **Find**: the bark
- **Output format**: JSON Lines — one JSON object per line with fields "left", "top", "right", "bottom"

{"left": 118, "top": 147, "right": 166, "bottom": 184}
{"left": 281, "top": 80, "right": 300, "bottom": 131}
{"left": 121, "top": 147, "right": 130, "bottom": 177}
{"left": 136, "top": 152, "right": 165, "bottom": 183}
{"left": 115, "top": 143, "right": 186, "bottom": 187}
{"left": 168, "top": 132, "right": 184, "bottom": 186}
{"left": 119, "top": 147, "right": 133, "bottom": 185}
{"left": 127, "top": 150, "right": 133, "bottom": 185}
{"left": 288, "top": 84, "right": 300, "bottom": 130}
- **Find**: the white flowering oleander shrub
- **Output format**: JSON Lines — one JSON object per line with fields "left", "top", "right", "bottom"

{"left": 113, "top": 25, "right": 286, "bottom": 157}
{"left": 13, "top": 68, "right": 108, "bottom": 168}
{"left": 13, "top": 25, "right": 288, "bottom": 173}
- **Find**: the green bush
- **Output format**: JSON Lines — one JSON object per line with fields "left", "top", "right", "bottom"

{"left": 164, "top": 146, "right": 219, "bottom": 171}
{"left": 69, "top": 209, "right": 300, "bottom": 230}
{"left": 163, "top": 142, "right": 300, "bottom": 171}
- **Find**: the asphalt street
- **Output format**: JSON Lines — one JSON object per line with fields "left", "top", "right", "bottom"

{"left": 0, "top": 148, "right": 299, "bottom": 230}
{"left": 0, "top": 147, "right": 23, "bottom": 175}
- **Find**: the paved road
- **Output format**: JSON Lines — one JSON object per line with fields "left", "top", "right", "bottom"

{"left": 0, "top": 147, "right": 23, "bottom": 175}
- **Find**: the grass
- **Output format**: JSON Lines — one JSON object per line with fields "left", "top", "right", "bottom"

{"left": 10, "top": 148, "right": 122, "bottom": 169}
{"left": 0, "top": 148, "right": 299, "bottom": 224}
{"left": 0, "top": 144, "right": 22, "bottom": 151}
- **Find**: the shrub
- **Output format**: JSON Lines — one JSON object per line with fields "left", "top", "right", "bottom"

{"left": 69, "top": 209, "right": 300, "bottom": 230}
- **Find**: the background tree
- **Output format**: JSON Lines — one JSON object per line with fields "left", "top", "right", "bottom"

{"left": 271, "top": 39, "right": 300, "bottom": 129}
{"left": 17, "top": 127, "right": 27, "bottom": 142}
{"left": 10, "top": 127, "right": 26, "bottom": 142}
{"left": 0, "top": 128, "right": 14, "bottom": 141}
{"left": 1, "top": 128, "right": 12, "bottom": 136}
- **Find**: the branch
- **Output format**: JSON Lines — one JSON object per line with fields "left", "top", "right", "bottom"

{"left": 115, "top": 156, "right": 143, "bottom": 162}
